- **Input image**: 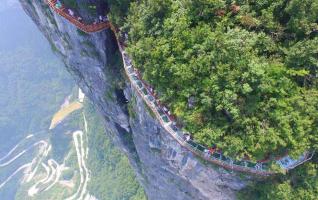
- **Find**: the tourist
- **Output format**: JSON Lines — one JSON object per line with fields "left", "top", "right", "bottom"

{"left": 209, "top": 145, "right": 216, "bottom": 155}
{"left": 68, "top": 9, "right": 74, "bottom": 16}
{"left": 184, "top": 133, "right": 191, "bottom": 142}
{"left": 55, "top": 0, "right": 62, "bottom": 9}
{"left": 149, "top": 87, "right": 154, "bottom": 93}
{"left": 103, "top": 16, "right": 109, "bottom": 22}
{"left": 124, "top": 33, "right": 128, "bottom": 41}
{"left": 163, "top": 106, "right": 168, "bottom": 113}
{"left": 204, "top": 149, "right": 210, "bottom": 157}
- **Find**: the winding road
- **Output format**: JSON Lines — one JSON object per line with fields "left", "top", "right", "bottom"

{"left": 0, "top": 140, "right": 49, "bottom": 191}
{"left": 65, "top": 130, "right": 90, "bottom": 200}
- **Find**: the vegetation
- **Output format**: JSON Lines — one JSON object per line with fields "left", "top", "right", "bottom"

{"left": 84, "top": 102, "right": 146, "bottom": 200}
{"left": 106, "top": 0, "right": 318, "bottom": 199}
{"left": 0, "top": 5, "right": 144, "bottom": 200}
{"left": 0, "top": 5, "right": 74, "bottom": 199}
{"left": 106, "top": 0, "right": 131, "bottom": 25}
{"left": 125, "top": 0, "right": 318, "bottom": 160}
{"left": 238, "top": 155, "right": 318, "bottom": 200}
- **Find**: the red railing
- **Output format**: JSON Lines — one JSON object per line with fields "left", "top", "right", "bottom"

{"left": 47, "top": 0, "right": 110, "bottom": 33}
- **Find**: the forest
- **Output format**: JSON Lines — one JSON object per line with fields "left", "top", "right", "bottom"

{"left": 105, "top": 0, "right": 318, "bottom": 199}
{"left": 84, "top": 103, "right": 146, "bottom": 200}
{"left": 0, "top": 5, "right": 74, "bottom": 198}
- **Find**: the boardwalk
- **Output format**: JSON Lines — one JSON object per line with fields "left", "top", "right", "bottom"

{"left": 46, "top": 0, "right": 110, "bottom": 33}
{"left": 46, "top": 0, "right": 314, "bottom": 176}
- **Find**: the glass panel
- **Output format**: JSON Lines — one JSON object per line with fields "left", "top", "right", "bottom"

{"left": 221, "top": 155, "right": 228, "bottom": 162}
{"left": 247, "top": 162, "right": 256, "bottom": 168}
{"left": 233, "top": 160, "right": 245, "bottom": 166}
{"left": 212, "top": 153, "right": 221, "bottom": 159}
{"left": 127, "top": 67, "right": 134, "bottom": 74}
{"left": 170, "top": 125, "right": 178, "bottom": 132}
{"left": 142, "top": 88, "right": 148, "bottom": 95}
{"left": 162, "top": 115, "right": 169, "bottom": 123}
{"left": 157, "top": 109, "right": 165, "bottom": 116}
{"left": 176, "top": 131, "right": 183, "bottom": 137}
{"left": 136, "top": 81, "right": 143, "bottom": 88}
{"left": 262, "top": 163, "right": 269, "bottom": 170}
{"left": 197, "top": 144, "right": 205, "bottom": 152}
{"left": 188, "top": 140, "right": 197, "bottom": 148}
{"left": 147, "top": 95, "right": 155, "bottom": 102}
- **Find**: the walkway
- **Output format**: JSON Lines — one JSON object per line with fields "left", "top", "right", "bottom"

{"left": 46, "top": 0, "right": 314, "bottom": 176}
{"left": 46, "top": 0, "right": 110, "bottom": 33}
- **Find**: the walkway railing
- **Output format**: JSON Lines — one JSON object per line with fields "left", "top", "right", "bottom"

{"left": 46, "top": 0, "right": 110, "bottom": 33}
{"left": 46, "top": 0, "right": 314, "bottom": 176}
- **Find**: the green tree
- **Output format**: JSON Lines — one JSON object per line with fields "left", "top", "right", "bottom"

{"left": 108, "top": 0, "right": 318, "bottom": 198}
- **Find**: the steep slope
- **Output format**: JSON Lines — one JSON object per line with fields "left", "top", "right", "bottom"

{"left": 19, "top": 1, "right": 247, "bottom": 199}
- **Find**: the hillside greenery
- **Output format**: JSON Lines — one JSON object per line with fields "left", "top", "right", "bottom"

{"left": 0, "top": 4, "right": 145, "bottom": 200}
{"left": 0, "top": 6, "right": 74, "bottom": 199}
{"left": 84, "top": 102, "right": 146, "bottom": 200}
{"left": 106, "top": 0, "right": 318, "bottom": 199}
{"left": 124, "top": 0, "right": 318, "bottom": 161}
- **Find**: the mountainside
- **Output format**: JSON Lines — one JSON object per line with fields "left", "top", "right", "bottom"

{"left": 0, "top": 3, "right": 74, "bottom": 198}
{"left": 0, "top": 2, "right": 144, "bottom": 199}
{"left": 19, "top": 0, "right": 248, "bottom": 199}
{"left": 123, "top": 0, "right": 318, "bottom": 161}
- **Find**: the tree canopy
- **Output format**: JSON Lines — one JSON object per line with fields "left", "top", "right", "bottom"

{"left": 122, "top": 0, "right": 318, "bottom": 161}
{"left": 107, "top": 0, "right": 318, "bottom": 198}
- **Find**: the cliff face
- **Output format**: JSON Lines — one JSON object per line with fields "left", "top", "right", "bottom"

{"left": 19, "top": 1, "right": 247, "bottom": 199}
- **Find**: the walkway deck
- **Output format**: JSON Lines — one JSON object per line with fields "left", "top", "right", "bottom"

{"left": 46, "top": 0, "right": 314, "bottom": 176}
{"left": 46, "top": 0, "right": 110, "bottom": 33}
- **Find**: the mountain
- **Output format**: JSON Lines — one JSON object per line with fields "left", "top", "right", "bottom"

{"left": 0, "top": 3, "right": 144, "bottom": 200}
{"left": 0, "top": 2, "right": 72, "bottom": 199}
{"left": 19, "top": 1, "right": 246, "bottom": 199}
{"left": 19, "top": 0, "right": 318, "bottom": 199}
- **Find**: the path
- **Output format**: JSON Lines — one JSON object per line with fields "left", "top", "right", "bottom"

{"left": 0, "top": 141, "right": 47, "bottom": 168}
{"left": 25, "top": 143, "right": 51, "bottom": 182}
{"left": 65, "top": 130, "right": 90, "bottom": 200}
{"left": 0, "top": 164, "right": 32, "bottom": 190}
{"left": 27, "top": 163, "right": 51, "bottom": 197}
{"left": 44, "top": 159, "right": 64, "bottom": 191}
{"left": 0, "top": 135, "right": 34, "bottom": 162}
{"left": 0, "top": 141, "right": 49, "bottom": 191}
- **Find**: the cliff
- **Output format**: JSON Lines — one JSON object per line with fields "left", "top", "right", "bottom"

{"left": 19, "top": 1, "right": 247, "bottom": 199}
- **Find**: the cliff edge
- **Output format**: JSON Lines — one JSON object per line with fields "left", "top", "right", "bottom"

{"left": 19, "top": 1, "right": 247, "bottom": 199}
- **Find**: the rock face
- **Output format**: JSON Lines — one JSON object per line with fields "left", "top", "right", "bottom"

{"left": 19, "top": 1, "right": 247, "bottom": 199}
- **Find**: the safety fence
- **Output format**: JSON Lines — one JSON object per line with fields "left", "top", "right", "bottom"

{"left": 47, "top": 0, "right": 110, "bottom": 33}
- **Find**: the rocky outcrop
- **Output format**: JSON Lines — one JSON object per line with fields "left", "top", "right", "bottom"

{"left": 19, "top": 1, "right": 248, "bottom": 199}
